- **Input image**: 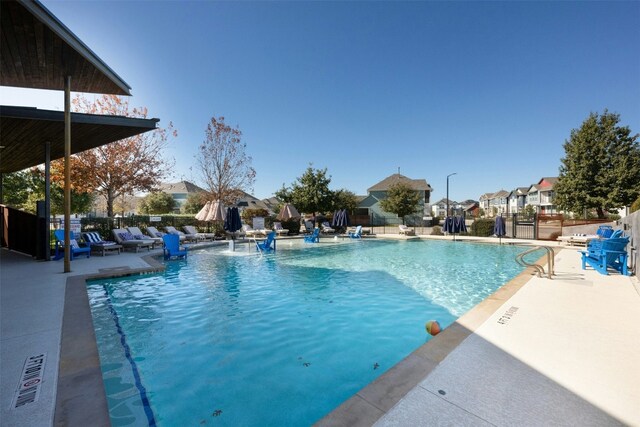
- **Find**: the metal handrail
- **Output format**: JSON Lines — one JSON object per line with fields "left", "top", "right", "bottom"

{"left": 515, "top": 246, "right": 555, "bottom": 279}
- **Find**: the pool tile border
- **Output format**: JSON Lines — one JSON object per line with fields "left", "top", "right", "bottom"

{"left": 54, "top": 255, "right": 164, "bottom": 426}
{"left": 315, "top": 249, "right": 556, "bottom": 426}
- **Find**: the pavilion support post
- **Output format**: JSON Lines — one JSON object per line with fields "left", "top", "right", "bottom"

{"left": 45, "top": 141, "right": 51, "bottom": 261}
{"left": 64, "top": 76, "right": 71, "bottom": 273}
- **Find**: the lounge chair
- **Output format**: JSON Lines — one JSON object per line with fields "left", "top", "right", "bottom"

{"left": 273, "top": 222, "right": 289, "bottom": 236}
{"left": 112, "top": 228, "right": 154, "bottom": 252}
{"left": 127, "top": 226, "right": 162, "bottom": 246}
{"left": 54, "top": 230, "right": 91, "bottom": 260}
{"left": 302, "top": 220, "right": 314, "bottom": 234}
{"left": 581, "top": 237, "right": 629, "bottom": 275}
{"left": 183, "top": 225, "right": 215, "bottom": 241}
{"left": 162, "top": 234, "right": 188, "bottom": 260}
{"left": 398, "top": 225, "right": 415, "bottom": 236}
{"left": 146, "top": 226, "right": 165, "bottom": 238}
{"left": 255, "top": 231, "right": 276, "bottom": 252}
{"left": 321, "top": 221, "right": 335, "bottom": 234}
{"left": 304, "top": 227, "right": 320, "bottom": 243}
{"left": 165, "top": 226, "right": 196, "bottom": 242}
{"left": 82, "top": 231, "right": 121, "bottom": 256}
{"left": 242, "top": 224, "right": 267, "bottom": 237}
{"left": 348, "top": 225, "right": 363, "bottom": 239}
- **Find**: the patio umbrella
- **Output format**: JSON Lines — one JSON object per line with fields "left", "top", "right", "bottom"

{"left": 195, "top": 201, "right": 212, "bottom": 221}
{"left": 224, "top": 207, "right": 243, "bottom": 238}
{"left": 205, "top": 201, "right": 226, "bottom": 222}
{"left": 494, "top": 215, "right": 506, "bottom": 245}
{"left": 455, "top": 216, "right": 468, "bottom": 233}
{"left": 277, "top": 203, "right": 300, "bottom": 221}
{"left": 331, "top": 210, "right": 340, "bottom": 227}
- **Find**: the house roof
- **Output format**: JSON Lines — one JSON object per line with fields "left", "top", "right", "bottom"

{"left": 367, "top": 173, "right": 432, "bottom": 192}
{"left": 1, "top": 0, "right": 131, "bottom": 95}
{"left": 432, "top": 198, "right": 456, "bottom": 205}
{"left": 0, "top": 105, "right": 159, "bottom": 173}
{"left": 491, "top": 190, "right": 510, "bottom": 198}
{"left": 158, "top": 181, "right": 205, "bottom": 194}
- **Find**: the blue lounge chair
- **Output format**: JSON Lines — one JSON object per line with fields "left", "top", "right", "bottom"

{"left": 348, "top": 225, "right": 362, "bottom": 239}
{"left": 587, "top": 229, "right": 624, "bottom": 255}
{"left": 304, "top": 228, "right": 320, "bottom": 243}
{"left": 54, "top": 230, "right": 91, "bottom": 260}
{"left": 162, "top": 234, "right": 188, "bottom": 260}
{"left": 256, "top": 231, "right": 277, "bottom": 252}
{"left": 581, "top": 237, "right": 629, "bottom": 275}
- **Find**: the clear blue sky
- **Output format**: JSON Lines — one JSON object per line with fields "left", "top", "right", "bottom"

{"left": 2, "top": 1, "right": 639, "bottom": 203}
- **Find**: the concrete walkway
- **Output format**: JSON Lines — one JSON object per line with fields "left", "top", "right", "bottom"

{"left": 2, "top": 238, "right": 639, "bottom": 426}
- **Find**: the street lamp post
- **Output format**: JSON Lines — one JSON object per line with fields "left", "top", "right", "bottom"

{"left": 446, "top": 172, "right": 457, "bottom": 217}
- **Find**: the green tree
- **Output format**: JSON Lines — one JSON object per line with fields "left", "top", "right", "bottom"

{"left": 555, "top": 110, "right": 640, "bottom": 218}
{"left": 630, "top": 196, "right": 640, "bottom": 213}
{"left": 522, "top": 205, "right": 536, "bottom": 218}
{"left": 331, "top": 188, "right": 358, "bottom": 212}
{"left": 182, "top": 192, "right": 206, "bottom": 214}
{"left": 275, "top": 165, "right": 333, "bottom": 216}
{"left": 379, "top": 182, "right": 421, "bottom": 224}
{"left": 138, "top": 192, "right": 176, "bottom": 214}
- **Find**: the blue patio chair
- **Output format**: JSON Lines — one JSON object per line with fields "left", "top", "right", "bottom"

{"left": 581, "top": 237, "right": 629, "bottom": 276}
{"left": 54, "top": 229, "right": 91, "bottom": 260}
{"left": 162, "top": 234, "right": 188, "bottom": 260}
{"left": 304, "top": 228, "right": 320, "bottom": 243}
{"left": 348, "top": 225, "right": 362, "bottom": 239}
{"left": 256, "top": 231, "right": 277, "bottom": 252}
{"left": 587, "top": 229, "right": 624, "bottom": 255}
{"left": 596, "top": 225, "right": 614, "bottom": 238}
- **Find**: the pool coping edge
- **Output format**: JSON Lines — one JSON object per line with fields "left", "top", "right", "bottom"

{"left": 314, "top": 248, "right": 558, "bottom": 426}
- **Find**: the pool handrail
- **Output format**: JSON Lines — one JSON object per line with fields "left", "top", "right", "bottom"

{"left": 515, "top": 246, "right": 554, "bottom": 279}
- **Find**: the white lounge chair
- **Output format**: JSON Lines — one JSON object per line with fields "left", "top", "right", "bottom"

{"left": 273, "top": 222, "right": 289, "bottom": 236}
{"left": 183, "top": 225, "right": 215, "bottom": 241}
{"left": 112, "top": 228, "right": 155, "bottom": 252}
{"left": 128, "top": 226, "right": 163, "bottom": 245}
{"left": 241, "top": 224, "right": 260, "bottom": 237}
{"left": 321, "top": 221, "right": 335, "bottom": 234}
{"left": 399, "top": 225, "right": 415, "bottom": 236}
{"left": 165, "top": 226, "right": 195, "bottom": 242}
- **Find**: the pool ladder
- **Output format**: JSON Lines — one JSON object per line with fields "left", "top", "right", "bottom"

{"left": 515, "top": 246, "right": 555, "bottom": 279}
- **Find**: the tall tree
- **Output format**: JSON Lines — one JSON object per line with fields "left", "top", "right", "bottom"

{"left": 555, "top": 110, "right": 640, "bottom": 218}
{"left": 50, "top": 94, "right": 176, "bottom": 217}
{"left": 182, "top": 192, "right": 207, "bottom": 214}
{"left": 197, "top": 116, "right": 256, "bottom": 205}
{"left": 138, "top": 192, "right": 176, "bottom": 214}
{"left": 275, "top": 165, "right": 333, "bottom": 216}
{"left": 379, "top": 182, "right": 421, "bottom": 224}
{"left": 332, "top": 188, "right": 358, "bottom": 212}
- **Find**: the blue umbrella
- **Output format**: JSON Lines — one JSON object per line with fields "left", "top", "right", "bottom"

{"left": 331, "top": 210, "right": 340, "bottom": 227}
{"left": 494, "top": 215, "right": 506, "bottom": 244}
{"left": 224, "top": 207, "right": 242, "bottom": 238}
{"left": 443, "top": 216, "right": 454, "bottom": 234}
{"left": 455, "top": 216, "right": 467, "bottom": 233}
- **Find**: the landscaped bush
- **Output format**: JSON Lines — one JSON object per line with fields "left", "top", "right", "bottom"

{"left": 471, "top": 218, "right": 496, "bottom": 237}
{"left": 431, "top": 226, "right": 443, "bottom": 236}
{"left": 280, "top": 218, "right": 300, "bottom": 234}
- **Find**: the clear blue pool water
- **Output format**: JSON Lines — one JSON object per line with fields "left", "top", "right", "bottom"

{"left": 87, "top": 239, "right": 532, "bottom": 426}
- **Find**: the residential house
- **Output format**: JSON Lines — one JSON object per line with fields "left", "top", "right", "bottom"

{"left": 463, "top": 202, "right": 480, "bottom": 218}
{"left": 489, "top": 190, "right": 510, "bottom": 216}
{"left": 508, "top": 187, "right": 529, "bottom": 214}
{"left": 158, "top": 181, "right": 206, "bottom": 213}
{"left": 527, "top": 177, "right": 558, "bottom": 214}
{"left": 478, "top": 193, "right": 493, "bottom": 216}
{"left": 356, "top": 173, "right": 432, "bottom": 225}
{"left": 431, "top": 198, "right": 455, "bottom": 218}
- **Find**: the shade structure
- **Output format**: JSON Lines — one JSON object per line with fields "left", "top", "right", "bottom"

{"left": 195, "top": 201, "right": 212, "bottom": 221}
{"left": 277, "top": 203, "right": 300, "bottom": 221}
{"left": 224, "top": 207, "right": 242, "bottom": 234}
{"left": 494, "top": 216, "right": 506, "bottom": 244}
{"left": 206, "top": 201, "right": 226, "bottom": 222}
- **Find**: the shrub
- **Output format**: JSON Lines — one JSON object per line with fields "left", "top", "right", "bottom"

{"left": 431, "top": 226, "right": 443, "bottom": 236}
{"left": 631, "top": 196, "right": 640, "bottom": 213}
{"left": 471, "top": 218, "right": 495, "bottom": 237}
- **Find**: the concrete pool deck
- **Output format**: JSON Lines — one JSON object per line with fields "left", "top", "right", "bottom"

{"left": 1, "top": 237, "right": 638, "bottom": 426}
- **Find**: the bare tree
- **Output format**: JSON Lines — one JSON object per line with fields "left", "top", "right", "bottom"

{"left": 197, "top": 116, "right": 256, "bottom": 204}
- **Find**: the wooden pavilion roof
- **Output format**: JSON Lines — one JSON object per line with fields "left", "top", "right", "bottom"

{"left": 0, "top": 105, "right": 158, "bottom": 174}
{"left": 1, "top": 0, "right": 131, "bottom": 95}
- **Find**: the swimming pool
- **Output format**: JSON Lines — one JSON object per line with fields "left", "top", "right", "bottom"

{"left": 87, "top": 239, "right": 531, "bottom": 426}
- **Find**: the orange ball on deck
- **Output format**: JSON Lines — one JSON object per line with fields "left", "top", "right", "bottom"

{"left": 425, "top": 320, "right": 441, "bottom": 336}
